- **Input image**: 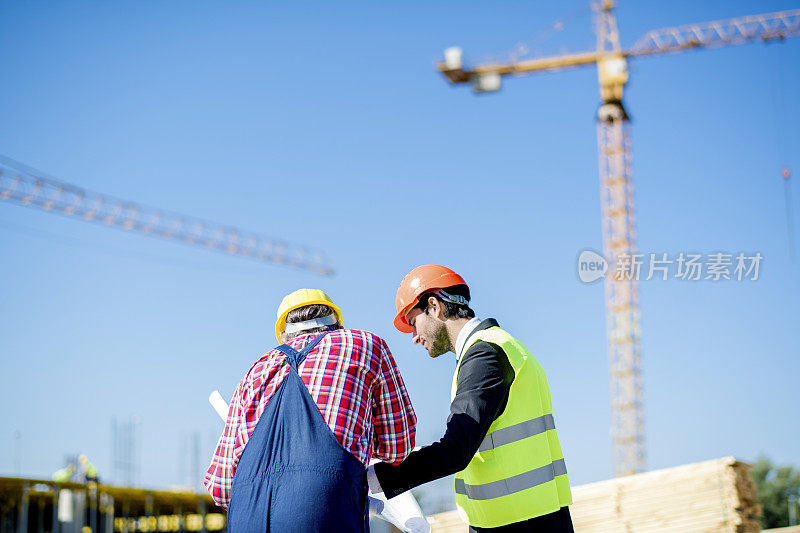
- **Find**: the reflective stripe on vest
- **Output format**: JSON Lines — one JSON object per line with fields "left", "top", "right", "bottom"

{"left": 478, "top": 414, "right": 556, "bottom": 453}
{"left": 454, "top": 459, "right": 567, "bottom": 501}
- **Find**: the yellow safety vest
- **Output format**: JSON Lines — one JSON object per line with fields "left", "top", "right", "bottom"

{"left": 451, "top": 326, "right": 572, "bottom": 528}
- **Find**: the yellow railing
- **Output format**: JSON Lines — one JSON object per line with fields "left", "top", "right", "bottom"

{"left": 0, "top": 476, "right": 225, "bottom": 533}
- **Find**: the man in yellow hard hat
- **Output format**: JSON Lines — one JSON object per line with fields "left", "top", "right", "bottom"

{"left": 205, "top": 288, "right": 417, "bottom": 532}
{"left": 368, "top": 265, "right": 574, "bottom": 532}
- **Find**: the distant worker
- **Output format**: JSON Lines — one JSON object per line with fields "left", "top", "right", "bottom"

{"left": 52, "top": 463, "right": 76, "bottom": 483}
{"left": 205, "top": 289, "right": 417, "bottom": 532}
{"left": 78, "top": 454, "right": 99, "bottom": 483}
{"left": 369, "top": 265, "right": 573, "bottom": 532}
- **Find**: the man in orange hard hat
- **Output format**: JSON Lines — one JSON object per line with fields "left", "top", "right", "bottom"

{"left": 368, "top": 265, "right": 574, "bottom": 532}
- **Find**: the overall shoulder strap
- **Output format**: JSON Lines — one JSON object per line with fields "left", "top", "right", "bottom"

{"left": 276, "top": 332, "right": 330, "bottom": 371}
{"left": 275, "top": 343, "right": 300, "bottom": 370}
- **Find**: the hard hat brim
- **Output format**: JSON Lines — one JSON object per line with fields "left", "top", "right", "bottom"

{"left": 393, "top": 310, "right": 414, "bottom": 333}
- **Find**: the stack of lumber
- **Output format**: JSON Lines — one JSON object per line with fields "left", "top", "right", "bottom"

{"left": 427, "top": 457, "right": 761, "bottom": 533}
{"left": 425, "top": 510, "right": 469, "bottom": 533}
{"left": 569, "top": 456, "right": 760, "bottom": 532}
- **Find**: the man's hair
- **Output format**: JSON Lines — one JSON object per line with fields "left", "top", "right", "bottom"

{"left": 415, "top": 285, "right": 475, "bottom": 320}
{"left": 283, "top": 304, "right": 342, "bottom": 341}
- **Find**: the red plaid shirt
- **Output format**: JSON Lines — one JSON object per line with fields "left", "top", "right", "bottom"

{"left": 204, "top": 329, "right": 416, "bottom": 508}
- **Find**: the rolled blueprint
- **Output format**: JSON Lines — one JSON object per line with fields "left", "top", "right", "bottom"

{"left": 209, "top": 390, "right": 229, "bottom": 420}
{"left": 367, "top": 483, "right": 430, "bottom": 533}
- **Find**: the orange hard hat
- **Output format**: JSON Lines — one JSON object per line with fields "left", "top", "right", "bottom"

{"left": 394, "top": 264, "right": 469, "bottom": 333}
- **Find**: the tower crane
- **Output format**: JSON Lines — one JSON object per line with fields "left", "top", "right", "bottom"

{"left": 436, "top": 4, "right": 800, "bottom": 477}
{"left": 0, "top": 155, "right": 334, "bottom": 275}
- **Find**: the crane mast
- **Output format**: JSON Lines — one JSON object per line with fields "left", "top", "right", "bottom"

{"left": 436, "top": 4, "right": 800, "bottom": 477}
{"left": 595, "top": 0, "right": 645, "bottom": 478}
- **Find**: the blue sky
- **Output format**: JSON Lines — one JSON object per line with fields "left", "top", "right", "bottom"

{"left": 0, "top": 0, "right": 798, "bottom": 504}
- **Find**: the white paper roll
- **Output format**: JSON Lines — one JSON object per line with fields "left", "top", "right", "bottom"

{"left": 209, "top": 390, "right": 229, "bottom": 421}
{"left": 378, "top": 491, "right": 430, "bottom": 533}
{"left": 369, "top": 455, "right": 429, "bottom": 532}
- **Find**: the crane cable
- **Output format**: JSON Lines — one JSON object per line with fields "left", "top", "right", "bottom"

{"left": 509, "top": 2, "right": 593, "bottom": 61}
{"left": 771, "top": 42, "right": 796, "bottom": 262}
{"left": 784, "top": 168, "right": 794, "bottom": 262}
{"left": 475, "top": 2, "right": 593, "bottom": 65}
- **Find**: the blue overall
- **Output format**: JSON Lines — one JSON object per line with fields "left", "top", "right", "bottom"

{"left": 227, "top": 332, "right": 369, "bottom": 533}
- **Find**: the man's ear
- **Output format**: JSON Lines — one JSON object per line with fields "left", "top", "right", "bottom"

{"left": 427, "top": 296, "right": 444, "bottom": 319}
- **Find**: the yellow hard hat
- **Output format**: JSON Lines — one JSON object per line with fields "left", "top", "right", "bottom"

{"left": 275, "top": 288, "right": 343, "bottom": 342}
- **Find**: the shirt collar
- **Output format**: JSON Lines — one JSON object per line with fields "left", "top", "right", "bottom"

{"left": 455, "top": 317, "right": 483, "bottom": 359}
